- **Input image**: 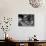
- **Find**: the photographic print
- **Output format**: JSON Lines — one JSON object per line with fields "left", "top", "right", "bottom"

{"left": 18, "top": 14, "right": 34, "bottom": 26}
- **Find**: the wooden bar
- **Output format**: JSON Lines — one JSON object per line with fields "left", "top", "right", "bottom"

{"left": 1, "top": 39, "right": 46, "bottom": 46}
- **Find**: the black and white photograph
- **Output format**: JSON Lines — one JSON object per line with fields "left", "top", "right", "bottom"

{"left": 18, "top": 14, "right": 34, "bottom": 26}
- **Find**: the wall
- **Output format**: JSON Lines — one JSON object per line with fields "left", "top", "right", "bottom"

{"left": 0, "top": 0, "right": 46, "bottom": 40}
